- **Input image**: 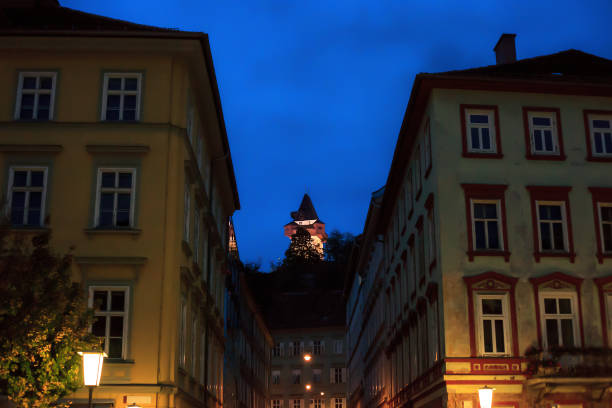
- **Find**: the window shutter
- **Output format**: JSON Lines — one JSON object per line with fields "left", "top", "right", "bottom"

{"left": 330, "top": 368, "right": 335, "bottom": 384}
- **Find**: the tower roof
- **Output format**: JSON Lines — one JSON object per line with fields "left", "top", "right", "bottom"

{"left": 290, "top": 194, "right": 321, "bottom": 222}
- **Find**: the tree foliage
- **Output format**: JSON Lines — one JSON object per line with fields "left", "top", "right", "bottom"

{"left": 0, "top": 227, "right": 100, "bottom": 408}
{"left": 282, "top": 227, "right": 321, "bottom": 267}
{"left": 324, "top": 230, "right": 355, "bottom": 265}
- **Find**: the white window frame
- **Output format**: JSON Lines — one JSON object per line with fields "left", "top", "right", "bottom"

{"left": 535, "top": 200, "right": 569, "bottom": 252}
{"left": 101, "top": 73, "right": 142, "bottom": 121}
{"left": 599, "top": 203, "right": 612, "bottom": 253}
{"left": 7, "top": 166, "right": 48, "bottom": 227}
{"left": 470, "top": 199, "right": 503, "bottom": 251}
{"left": 271, "top": 370, "right": 280, "bottom": 385}
{"left": 88, "top": 285, "right": 130, "bottom": 360}
{"left": 465, "top": 109, "right": 496, "bottom": 153}
{"left": 312, "top": 399, "right": 322, "bottom": 408}
{"left": 14, "top": 71, "right": 57, "bottom": 120}
{"left": 292, "top": 400, "right": 302, "bottom": 408}
{"left": 527, "top": 111, "right": 560, "bottom": 155}
{"left": 94, "top": 168, "right": 137, "bottom": 228}
{"left": 539, "top": 291, "right": 580, "bottom": 349}
{"left": 476, "top": 293, "right": 510, "bottom": 356}
{"left": 588, "top": 114, "right": 612, "bottom": 157}
{"left": 334, "top": 398, "right": 345, "bottom": 408}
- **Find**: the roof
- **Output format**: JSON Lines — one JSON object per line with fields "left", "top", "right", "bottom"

{"left": 378, "top": 48, "right": 612, "bottom": 234}
{"left": 290, "top": 193, "right": 321, "bottom": 222}
{"left": 0, "top": 0, "right": 241, "bottom": 211}
{"left": 434, "top": 49, "right": 612, "bottom": 84}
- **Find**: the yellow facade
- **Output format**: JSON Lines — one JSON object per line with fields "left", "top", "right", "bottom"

{"left": 1, "top": 4, "right": 238, "bottom": 408}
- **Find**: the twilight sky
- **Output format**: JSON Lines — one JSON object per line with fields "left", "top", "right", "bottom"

{"left": 64, "top": 0, "right": 612, "bottom": 269}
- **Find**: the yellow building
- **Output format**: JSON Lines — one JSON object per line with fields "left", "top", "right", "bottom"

{"left": 346, "top": 35, "right": 612, "bottom": 408}
{"left": 0, "top": 2, "right": 239, "bottom": 408}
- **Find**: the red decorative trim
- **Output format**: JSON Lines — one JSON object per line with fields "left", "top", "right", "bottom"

{"left": 445, "top": 380, "right": 522, "bottom": 385}
{"left": 461, "top": 184, "right": 510, "bottom": 262}
{"left": 464, "top": 272, "right": 519, "bottom": 357}
{"left": 594, "top": 275, "right": 612, "bottom": 348}
{"left": 589, "top": 187, "right": 612, "bottom": 263}
{"left": 425, "top": 193, "right": 434, "bottom": 211}
{"left": 445, "top": 357, "right": 525, "bottom": 375}
{"left": 529, "top": 272, "right": 585, "bottom": 348}
{"left": 460, "top": 104, "right": 503, "bottom": 159}
{"left": 526, "top": 186, "right": 575, "bottom": 262}
{"left": 522, "top": 107, "right": 567, "bottom": 160}
{"left": 584, "top": 110, "right": 612, "bottom": 162}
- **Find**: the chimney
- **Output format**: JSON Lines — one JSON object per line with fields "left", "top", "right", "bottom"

{"left": 493, "top": 33, "right": 517, "bottom": 65}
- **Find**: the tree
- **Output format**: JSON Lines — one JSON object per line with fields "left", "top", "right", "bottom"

{"left": 324, "top": 230, "right": 355, "bottom": 265}
{"left": 0, "top": 226, "right": 100, "bottom": 408}
{"left": 282, "top": 227, "right": 321, "bottom": 267}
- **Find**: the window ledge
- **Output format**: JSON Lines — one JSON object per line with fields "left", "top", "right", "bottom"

{"left": 86, "top": 144, "right": 150, "bottom": 154}
{"left": 105, "top": 358, "right": 135, "bottom": 364}
{"left": 462, "top": 152, "right": 503, "bottom": 159}
{"left": 525, "top": 154, "right": 567, "bottom": 161}
{"left": 534, "top": 251, "right": 576, "bottom": 263}
{"left": 84, "top": 228, "right": 141, "bottom": 235}
{"left": 587, "top": 156, "right": 612, "bottom": 162}
{"left": 467, "top": 250, "right": 510, "bottom": 262}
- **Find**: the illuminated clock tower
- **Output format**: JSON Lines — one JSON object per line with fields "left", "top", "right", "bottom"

{"left": 283, "top": 194, "right": 327, "bottom": 254}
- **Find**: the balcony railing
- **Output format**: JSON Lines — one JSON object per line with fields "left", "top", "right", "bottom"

{"left": 526, "top": 347, "right": 612, "bottom": 377}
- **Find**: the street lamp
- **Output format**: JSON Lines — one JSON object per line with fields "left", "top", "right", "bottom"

{"left": 478, "top": 386, "right": 494, "bottom": 408}
{"left": 303, "top": 354, "right": 312, "bottom": 362}
{"left": 79, "top": 351, "right": 107, "bottom": 408}
{"left": 320, "top": 392, "right": 325, "bottom": 396}
{"left": 305, "top": 384, "right": 312, "bottom": 391}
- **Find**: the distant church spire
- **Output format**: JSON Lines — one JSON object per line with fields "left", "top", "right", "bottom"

{"left": 284, "top": 193, "right": 327, "bottom": 254}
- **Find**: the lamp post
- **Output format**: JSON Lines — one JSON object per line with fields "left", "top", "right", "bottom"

{"left": 478, "top": 386, "right": 494, "bottom": 408}
{"left": 79, "top": 351, "right": 107, "bottom": 408}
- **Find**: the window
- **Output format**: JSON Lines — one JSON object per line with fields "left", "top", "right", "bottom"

{"left": 416, "top": 217, "right": 425, "bottom": 281}
{"left": 14, "top": 72, "right": 57, "bottom": 120}
{"left": 312, "top": 399, "right": 322, "bottom": 408}
{"left": 290, "top": 340, "right": 302, "bottom": 356}
{"left": 7, "top": 167, "right": 48, "bottom": 227}
{"left": 476, "top": 294, "right": 510, "bottom": 355}
{"left": 585, "top": 110, "right": 612, "bottom": 160}
{"left": 523, "top": 108, "right": 565, "bottom": 159}
{"left": 89, "top": 286, "right": 129, "bottom": 359}
{"left": 537, "top": 203, "right": 567, "bottom": 251}
{"left": 312, "top": 368, "right": 321, "bottom": 383}
{"left": 331, "top": 367, "right": 346, "bottom": 384}
{"left": 271, "top": 370, "right": 280, "bottom": 384}
{"left": 425, "top": 194, "right": 436, "bottom": 271}
{"left": 540, "top": 293, "right": 579, "bottom": 348}
{"left": 95, "top": 168, "right": 136, "bottom": 228}
{"left": 333, "top": 340, "right": 343, "bottom": 354}
{"left": 462, "top": 184, "right": 510, "bottom": 261}
{"left": 272, "top": 400, "right": 281, "bottom": 408}
{"left": 312, "top": 340, "right": 322, "bottom": 355}
{"left": 464, "top": 272, "right": 519, "bottom": 357}
{"left": 292, "top": 400, "right": 301, "bottom": 408}
{"left": 590, "top": 188, "right": 612, "bottom": 263}
{"left": 101, "top": 73, "right": 142, "bottom": 121}
{"left": 273, "top": 342, "right": 283, "bottom": 357}
{"left": 528, "top": 186, "right": 574, "bottom": 261}
{"left": 292, "top": 369, "right": 301, "bottom": 384}
{"left": 461, "top": 105, "right": 501, "bottom": 157}
{"left": 334, "top": 399, "right": 345, "bottom": 408}
{"left": 183, "top": 183, "right": 190, "bottom": 242}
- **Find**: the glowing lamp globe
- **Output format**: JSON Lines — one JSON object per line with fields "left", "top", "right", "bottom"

{"left": 303, "top": 354, "right": 312, "bottom": 362}
{"left": 305, "top": 384, "right": 312, "bottom": 391}
{"left": 478, "top": 386, "right": 494, "bottom": 408}
{"left": 79, "top": 351, "right": 107, "bottom": 386}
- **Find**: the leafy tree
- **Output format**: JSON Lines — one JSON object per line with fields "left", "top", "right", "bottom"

{"left": 282, "top": 227, "right": 321, "bottom": 267}
{"left": 0, "top": 226, "right": 100, "bottom": 408}
{"left": 324, "top": 230, "right": 355, "bottom": 265}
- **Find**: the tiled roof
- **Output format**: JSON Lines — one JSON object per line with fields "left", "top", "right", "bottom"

{"left": 290, "top": 193, "right": 321, "bottom": 222}
{"left": 0, "top": 0, "right": 183, "bottom": 33}
{"left": 432, "top": 49, "right": 612, "bottom": 84}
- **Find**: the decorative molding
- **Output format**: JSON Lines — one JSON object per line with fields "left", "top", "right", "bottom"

{"left": 0, "top": 144, "right": 62, "bottom": 153}
{"left": 86, "top": 144, "right": 150, "bottom": 154}
{"left": 75, "top": 256, "right": 147, "bottom": 265}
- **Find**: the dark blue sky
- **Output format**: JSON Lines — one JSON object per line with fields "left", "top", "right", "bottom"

{"left": 65, "top": 0, "right": 612, "bottom": 269}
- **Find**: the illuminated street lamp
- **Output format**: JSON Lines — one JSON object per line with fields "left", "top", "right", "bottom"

{"left": 478, "top": 386, "right": 494, "bottom": 408}
{"left": 303, "top": 354, "right": 312, "bottom": 362}
{"left": 320, "top": 392, "right": 325, "bottom": 396}
{"left": 78, "top": 351, "right": 107, "bottom": 408}
{"left": 305, "top": 384, "right": 312, "bottom": 391}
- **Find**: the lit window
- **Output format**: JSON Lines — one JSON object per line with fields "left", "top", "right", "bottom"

{"left": 477, "top": 294, "right": 509, "bottom": 355}
{"left": 313, "top": 400, "right": 322, "bottom": 408}
{"left": 15, "top": 72, "right": 57, "bottom": 120}
{"left": 101, "top": 73, "right": 142, "bottom": 121}
{"left": 95, "top": 168, "right": 136, "bottom": 228}
{"left": 465, "top": 109, "right": 496, "bottom": 153}
{"left": 272, "top": 400, "right": 282, "bottom": 408}
{"left": 334, "top": 398, "right": 345, "bottom": 408}
{"left": 7, "top": 167, "right": 48, "bottom": 227}
{"left": 293, "top": 400, "right": 301, "bottom": 408}
{"left": 540, "top": 293, "right": 579, "bottom": 348}
{"left": 89, "top": 286, "right": 129, "bottom": 359}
